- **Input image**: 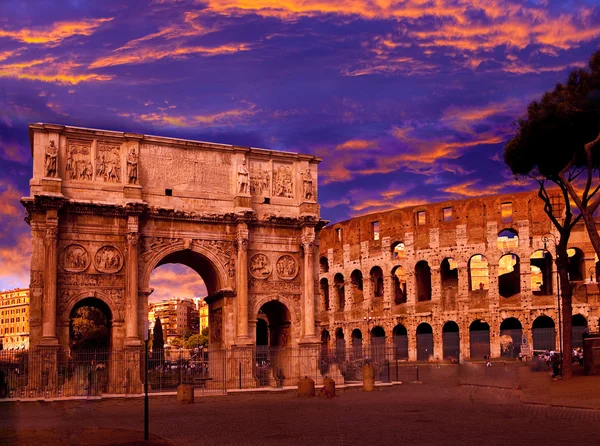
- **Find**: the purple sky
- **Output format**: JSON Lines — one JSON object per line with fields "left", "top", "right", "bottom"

{"left": 1, "top": 0, "right": 600, "bottom": 298}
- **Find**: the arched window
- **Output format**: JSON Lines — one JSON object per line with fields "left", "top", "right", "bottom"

{"left": 351, "top": 269, "right": 364, "bottom": 304}
{"left": 320, "top": 278, "right": 329, "bottom": 311}
{"left": 441, "top": 257, "right": 458, "bottom": 286}
{"left": 392, "top": 266, "right": 407, "bottom": 304}
{"left": 416, "top": 323, "right": 433, "bottom": 361}
{"left": 567, "top": 248, "right": 584, "bottom": 281}
{"left": 391, "top": 241, "right": 405, "bottom": 259}
{"left": 530, "top": 250, "right": 553, "bottom": 295}
{"left": 393, "top": 324, "right": 408, "bottom": 360}
{"left": 334, "top": 273, "right": 345, "bottom": 311}
{"left": 469, "top": 254, "right": 489, "bottom": 291}
{"left": 415, "top": 260, "right": 432, "bottom": 301}
{"left": 351, "top": 329, "right": 363, "bottom": 358}
{"left": 319, "top": 256, "right": 329, "bottom": 274}
{"left": 499, "top": 253, "right": 520, "bottom": 298}
{"left": 370, "top": 266, "right": 384, "bottom": 298}
{"left": 497, "top": 228, "right": 519, "bottom": 251}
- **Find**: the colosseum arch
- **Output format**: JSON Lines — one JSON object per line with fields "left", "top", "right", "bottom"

{"left": 23, "top": 123, "right": 324, "bottom": 391}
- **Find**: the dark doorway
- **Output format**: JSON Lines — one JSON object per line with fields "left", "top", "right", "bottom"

{"left": 416, "top": 323, "right": 433, "bottom": 361}
{"left": 392, "top": 324, "right": 408, "bottom": 360}
{"left": 532, "top": 316, "right": 555, "bottom": 351}
{"left": 69, "top": 297, "right": 112, "bottom": 351}
{"left": 442, "top": 321, "right": 460, "bottom": 361}
{"left": 371, "top": 326, "right": 385, "bottom": 362}
{"left": 500, "top": 317, "right": 522, "bottom": 358}
{"left": 469, "top": 320, "right": 490, "bottom": 359}
{"left": 572, "top": 314, "right": 588, "bottom": 349}
{"left": 351, "top": 329, "right": 363, "bottom": 359}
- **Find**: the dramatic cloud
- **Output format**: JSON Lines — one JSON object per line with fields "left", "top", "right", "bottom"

{"left": 149, "top": 264, "right": 207, "bottom": 302}
{"left": 0, "top": 18, "right": 113, "bottom": 46}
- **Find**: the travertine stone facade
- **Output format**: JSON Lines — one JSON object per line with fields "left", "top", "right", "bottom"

{"left": 318, "top": 191, "right": 600, "bottom": 360}
{"left": 23, "top": 123, "right": 324, "bottom": 356}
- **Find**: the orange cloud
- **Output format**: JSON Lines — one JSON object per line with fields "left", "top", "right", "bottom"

{"left": 149, "top": 264, "right": 207, "bottom": 302}
{"left": 89, "top": 43, "right": 249, "bottom": 68}
{"left": 0, "top": 57, "right": 113, "bottom": 85}
{"left": 121, "top": 104, "right": 259, "bottom": 127}
{"left": 0, "top": 138, "right": 29, "bottom": 164}
{"left": 441, "top": 178, "right": 531, "bottom": 198}
{"left": 0, "top": 181, "right": 24, "bottom": 217}
{"left": 0, "top": 18, "right": 112, "bottom": 46}
{"left": 335, "top": 139, "right": 377, "bottom": 151}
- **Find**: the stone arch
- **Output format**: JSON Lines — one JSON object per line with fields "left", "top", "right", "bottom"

{"left": 469, "top": 320, "right": 490, "bottom": 359}
{"left": 371, "top": 325, "right": 385, "bottom": 362}
{"left": 252, "top": 296, "right": 298, "bottom": 343}
{"left": 351, "top": 269, "right": 364, "bottom": 304}
{"left": 469, "top": 254, "right": 489, "bottom": 291}
{"left": 140, "top": 242, "right": 229, "bottom": 296}
{"left": 440, "top": 258, "right": 458, "bottom": 286}
{"left": 392, "top": 265, "right": 407, "bottom": 304}
{"left": 392, "top": 324, "right": 408, "bottom": 360}
{"left": 416, "top": 322, "right": 433, "bottom": 361}
{"left": 567, "top": 248, "right": 584, "bottom": 281}
{"left": 532, "top": 315, "right": 555, "bottom": 351}
{"left": 256, "top": 299, "right": 293, "bottom": 348}
{"left": 391, "top": 241, "right": 405, "bottom": 259}
{"left": 334, "top": 273, "right": 345, "bottom": 311}
{"left": 442, "top": 321, "right": 460, "bottom": 361}
{"left": 500, "top": 317, "right": 522, "bottom": 358}
{"left": 69, "top": 296, "right": 113, "bottom": 351}
{"left": 370, "top": 266, "right": 384, "bottom": 298}
{"left": 530, "top": 249, "right": 553, "bottom": 295}
{"left": 351, "top": 328, "right": 363, "bottom": 358}
{"left": 572, "top": 314, "right": 588, "bottom": 349}
{"left": 63, "top": 290, "right": 122, "bottom": 325}
{"left": 499, "top": 253, "right": 520, "bottom": 298}
{"left": 498, "top": 228, "right": 519, "bottom": 251}
{"left": 415, "top": 260, "right": 432, "bottom": 301}
{"left": 319, "top": 256, "right": 329, "bottom": 274}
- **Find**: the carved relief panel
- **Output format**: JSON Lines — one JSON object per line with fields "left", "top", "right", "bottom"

{"left": 60, "top": 244, "right": 90, "bottom": 272}
{"left": 249, "top": 253, "right": 271, "bottom": 279}
{"left": 96, "top": 141, "right": 122, "bottom": 183}
{"left": 210, "top": 307, "right": 223, "bottom": 342}
{"left": 249, "top": 161, "right": 270, "bottom": 197}
{"left": 95, "top": 245, "right": 124, "bottom": 273}
{"left": 65, "top": 139, "right": 93, "bottom": 181}
{"left": 275, "top": 254, "right": 298, "bottom": 280}
{"left": 272, "top": 163, "right": 294, "bottom": 198}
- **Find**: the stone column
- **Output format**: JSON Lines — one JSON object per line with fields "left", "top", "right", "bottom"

{"left": 383, "top": 274, "right": 393, "bottom": 309}
{"left": 236, "top": 224, "right": 251, "bottom": 343}
{"left": 125, "top": 217, "right": 141, "bottom": 346}
{"left": 302, "top": 236, "right": 317, "bottom": 341}
{"left": 41, "top": 212, "right": 59, "bottom": 345}
{"left": 431, "top": 265, "right": 441, "bottom": 302}
{"left": 329, "top": 282, "right": 337, "bottom": 312}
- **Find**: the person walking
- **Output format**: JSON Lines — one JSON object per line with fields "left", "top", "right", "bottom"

{"left": 485, "top": 354, "right": 492, "bottom": 367}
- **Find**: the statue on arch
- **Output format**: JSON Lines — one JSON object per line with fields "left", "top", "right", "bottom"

{"left": 44, "top": 140, "right": 58, "bottom": 178}
{"left": 237, "top": 157, "right": 249, "bottom": 194}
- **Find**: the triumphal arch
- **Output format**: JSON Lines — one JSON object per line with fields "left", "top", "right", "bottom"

{"left": 22, "top": 123, "right": 324, "bottom": 391}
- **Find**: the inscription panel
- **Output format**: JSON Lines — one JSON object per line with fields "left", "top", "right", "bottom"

{"left": 140, "top": 144, "right": 232, "bottom": 194}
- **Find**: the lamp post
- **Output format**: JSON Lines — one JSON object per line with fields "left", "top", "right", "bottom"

{"left": 363, "top": 307, "right": 373, "bottom": 359}
{"left": 542, "top": 233, "right": 562, "bottom": 356}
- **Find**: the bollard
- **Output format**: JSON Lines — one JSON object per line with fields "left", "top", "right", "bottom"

{"left": 297, "top": 376, "right": 315, "bottom": 397}
{"left": 363, "top": 363, "right": 375, "bottom": 391}
{"left": 321, "top": 377, "right": 336, "bottom": 398}
{"left": 177, "top": 384, "right": 194, "bottom": 404}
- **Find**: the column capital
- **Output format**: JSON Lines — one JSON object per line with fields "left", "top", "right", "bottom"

{"left": 126, "top": 231, "right": 140, "bottom": 246}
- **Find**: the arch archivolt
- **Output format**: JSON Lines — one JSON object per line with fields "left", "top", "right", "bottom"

{"left": 251, "top": 294, "right": 299, "bottom": 327}
{"left": 139, "top": 237, "right": 233, "bottom": 294}
{"left": 60, "top": 289, "right": 123, "bottom": 323}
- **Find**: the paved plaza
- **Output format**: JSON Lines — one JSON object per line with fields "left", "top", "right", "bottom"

{"left": 1, "top": 371, "right": 599, "bottom": 446}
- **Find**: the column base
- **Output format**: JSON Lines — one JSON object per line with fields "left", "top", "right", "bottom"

{"left": 124, "top": 337, "right": 143, "bottom": 347}
{"left": 38, "top": 336, "right": 59, "bottom": 347}
{"left": 233, "top": 335, "right": 254, "bottom": 347}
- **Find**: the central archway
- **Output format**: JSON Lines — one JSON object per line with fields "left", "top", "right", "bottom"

{"left": 255, "top": 300, "right": 292, "bottom": 387}
{"left": 69, "top": 297, "right": 112, "bottom": 352}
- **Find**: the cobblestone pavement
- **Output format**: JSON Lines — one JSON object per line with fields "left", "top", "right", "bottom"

{"left": 0, "top": 382, "right": 597, "bottom": 446}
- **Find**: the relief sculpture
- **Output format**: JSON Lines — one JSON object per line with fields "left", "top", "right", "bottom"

{"left": 44, "top": 140, "right": 58, "bottom": 178}
{"left": 65, "top": 140, "right": 92, "bottom": 181}
{"left": 237, "top": 157, "right": 249, "bottom": 194}
{"left": 95, "top": 246, "right": 123, "bottom": 273}
{"left": 250, "top": 162, "right": 270, "bottom": 196}
{"left": 96, "top": 142, "right": 122, "bottom": 183}
{"left": 60, "top": 244, "right": 90, "bottom": 272}
{"left": 210, "top": 307, "right": 222, "bottom": 342}
{"left": 276, "top": 254, "right": 298, "bottom": 280}
{"left": 273, "top": 165, "right": 294, "bottom": 198}
{"left": 301, "top": 168, "right": 314, "bottom": 200}
{"left": 249, "top": 253, "right": 271, "bottom": 279}
{"left": 127, "top": 147, "right": 138, "bottom": 184}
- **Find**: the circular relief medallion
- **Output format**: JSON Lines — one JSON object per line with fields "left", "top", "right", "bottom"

{"left": 249, "top": 253, "right": 271, "bottom": 279}
{"left": 275, "top": 254, "right": 298, "bottom": 280}
{"left": 94, "top": 245, "right": 124, "bottom": 273}
{"left": 60, "top": 244, "right": 90, "bottom": 272}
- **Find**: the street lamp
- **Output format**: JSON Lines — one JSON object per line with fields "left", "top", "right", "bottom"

{"left": 542, "top": 233, "right": 562, "bottom": 356}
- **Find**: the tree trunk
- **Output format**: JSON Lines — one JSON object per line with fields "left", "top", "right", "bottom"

{"left": 578, "top": 208, "right": 600, "bottom": 261}
{"left": 557, "top": 244, "right": 573, "bottom": 379}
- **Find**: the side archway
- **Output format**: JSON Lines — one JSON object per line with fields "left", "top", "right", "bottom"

{"left": 442, "top": 321, "right": 460, "bottom": 361}
{"left": 469, "top": 320, "right": 490, "bottom": 359}
{"left": 532, "top": 315, "right": 555, "bottom": 351}
{"left": 500, "top": 317, "right": 522, "bottom": 358}
{"left": 416, "top": 323, "right": 433, "bottom": 361}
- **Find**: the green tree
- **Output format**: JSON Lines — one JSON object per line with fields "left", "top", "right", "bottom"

{"left": 170, "top": 338, "right": 182, "bottom": 348}
{"left": 182, "top": 327, "right": 193, "bottom": 341}
{"left": 185, "top": 333, "right": 209, "bottom": 349}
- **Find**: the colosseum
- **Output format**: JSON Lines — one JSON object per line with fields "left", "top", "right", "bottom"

{"left": 317, "top": 190, "right": 600, "bottom": 361}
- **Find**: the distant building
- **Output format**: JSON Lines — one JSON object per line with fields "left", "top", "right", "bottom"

{"left": 148, "top": 298, "right": 202, "bottom": 345}
{"left": 0, "top": 289, "right": 30, "bottom": 350}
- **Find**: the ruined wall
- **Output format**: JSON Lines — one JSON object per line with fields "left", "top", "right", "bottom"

{"left": 318, "top": 190, "right": 600, "bottom": 360}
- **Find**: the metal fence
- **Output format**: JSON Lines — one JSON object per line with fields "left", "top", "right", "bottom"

{"left": 0, "top": 346, "right": 421, "bottom": 400}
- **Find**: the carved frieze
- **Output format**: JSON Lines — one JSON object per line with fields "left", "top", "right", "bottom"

{"left": 58, "top": 273, "right": 125, "bottom": 288}
{"left": 275, "top": 254, "right": 298, "bottom": 280}
{"left": 140, "top": 237, "right": 181, "bottom": 256}
{"left": 60, "top": 244, "right": 90, "bottom": 272}
{"left": 249, "top": 279, "right": 301, "bottom": 294}
{"left": 65, "top": 139, "right": 93, "bottom": 181}
{"left": 250, "top": 161, "right": 270, "bottom": 196}
{"left": 96, "top": 141, "right": 122, "bottom": 183}
{"left": 273, "top": 164, "right": 294, "bottom": 198}
{"left": 210, "top": 307, "right": 223, "bottom": 342}
{"left": 249, "top": 253, "right": 271, "bottom": 279}
{"left": 95, "top": 246, "right": 124, "bottom": 273}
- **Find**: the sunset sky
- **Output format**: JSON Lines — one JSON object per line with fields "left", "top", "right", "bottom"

{"left": 1, "top": 0, "right": 600, "bottom": 299}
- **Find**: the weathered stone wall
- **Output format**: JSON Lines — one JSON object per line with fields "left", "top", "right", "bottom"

{"left": 318, "top": 191, "right": 600, "bottom": 360}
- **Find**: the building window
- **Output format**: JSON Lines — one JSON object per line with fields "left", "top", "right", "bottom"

{"left": 372, "top": 221, "right": 380, "bottom": 241}
{"left": 443, "top": 207, "right": 452, "bottom": 222}
{"left": 416, "top": 211, "right": 426, "bottom": 225}
{"left": 335, "top": 227, "right": 342, "bottom": 242}
{"left": 501, "top": 202, "right": 513, "bottom": 223}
